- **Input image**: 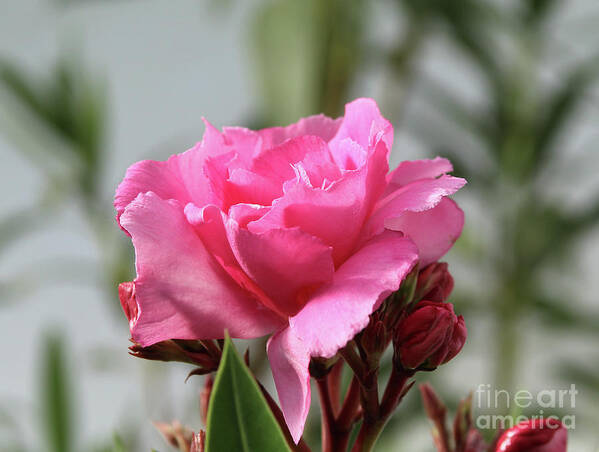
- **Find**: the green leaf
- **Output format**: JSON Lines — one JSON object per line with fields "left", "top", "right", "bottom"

{"left": 205, "top": 335, "right": 291, "bottom": 452}
{"left": 41, "top": 332, "right": 73, "bottom": 452}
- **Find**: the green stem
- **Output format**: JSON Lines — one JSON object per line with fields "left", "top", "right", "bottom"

{"left": 351, "top": 420, "right": 385, "bottom": 452}
{"left": 351, "top": 367, "right": 413, "bottom": 451}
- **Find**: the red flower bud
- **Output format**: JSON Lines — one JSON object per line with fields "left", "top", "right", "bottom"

{"left": 416, "top": 262, "right": 454, "bottom": 302}
{"left": 395, "top": 301, "right": 466, "bottom": 369}
{"left": 496, "top": 419, "right": 567, "bottom": 452}
{"left": 440, "top": 314, "right": 467, "bottom": 365}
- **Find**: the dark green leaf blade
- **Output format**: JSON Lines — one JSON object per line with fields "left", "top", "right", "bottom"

{"left": 205, "top": 335, "right": 291, "bottom": 452}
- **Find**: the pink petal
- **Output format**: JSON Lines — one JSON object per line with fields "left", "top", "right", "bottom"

{"left": 386, "top": 197, "right": 465, "bottom": 266}
{"left": 120, "top": 192, "right": 282, "bottom": 346}
{"left": 114, "top": 147, "right": 203, "bottom": 227}
{"left": 258, "top": 114, "right": 342, "bottom": 150}
{"left": 115, "top": 120, "right": 240, "bottom": 227}
{"left": 384, "top": 157, "right": 454, "bottom": 196}
{"left": 329, "top": 98, "right": 393, "bottom": 168}
{"left": 225, "top": 168, "right": 282, "bottom": 207}
{"left": 290, "top": 230, "right": 418, "bottom": 358}
{"left": 267, "top": 328, "right": 311, "bottom": 444}
{"left": 184, "top": 203, "right": 276, "bottom": 312}
{"left": 183, "top": 204, "right": 239, "bottom": 274}
{"left": 293, "top": 147, "right": 343, "bottom": 187}
{"left": 226, "top": 223, "right": 335, "bottom": 317}
{"left": 249, "top": 138, "right": 389, "bottom": 266}
{"left": 220, "top": 126, "right": 262, "bottom": 167}
{"left": 362, "top": 175, "right": 466, "bottom": 242}
{"left": 328, "top": 138, "right": 367, "bottom": 172}
{"left": 228, "top": 203, "right": 270, "bottom": 228}
{"left": 251, "top": 135, "right": 339, "bottom": 186}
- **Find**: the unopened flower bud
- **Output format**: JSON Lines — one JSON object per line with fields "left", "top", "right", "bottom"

{"left": 394, "top": 301, "right": 466, "bottom": 370}
{"left": 361, "top": 320, "right": 387, "bottom": 360}
{"left": 415, "top": 263, "right": 454, "bottom": 303}
{"left": 495, "top": 418, "right": 567, "bottom": 452}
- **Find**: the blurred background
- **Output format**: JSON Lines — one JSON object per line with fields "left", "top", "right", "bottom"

{"left": 1, "top": 0, "right": 598, "bottom": 450}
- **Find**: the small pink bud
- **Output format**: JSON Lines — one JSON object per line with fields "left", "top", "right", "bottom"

{"left": 495, "top": 419, "right": 567, "bottom": 452}
{"left": 394, "top": 301, "right": 466, "bottom": 369}
{"left": 416, "top": 262, "right": 454, "bottom": 302}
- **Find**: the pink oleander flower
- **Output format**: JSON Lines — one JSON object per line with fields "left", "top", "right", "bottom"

{"left": 114, "top": 98, "right": 465, "bottom": 442}
{"left": 395, "top": 300, "right": 466, "bottom": 369}
{"left": 496, "top": 419, "right": 567, "bottom": 452}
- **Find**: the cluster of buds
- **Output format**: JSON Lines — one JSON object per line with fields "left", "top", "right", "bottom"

{"left": 378, "top": 262, "right": 467, "bottom": 372}
{"left": 330, "top": 261, "right": 467, "bottom": 451}
{"left": 358, "top": 262, "right": 466, "bottom": 372}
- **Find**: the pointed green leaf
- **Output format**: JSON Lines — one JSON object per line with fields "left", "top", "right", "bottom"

{"left": 205, "top": 335, "right": 291, "bottom": 452}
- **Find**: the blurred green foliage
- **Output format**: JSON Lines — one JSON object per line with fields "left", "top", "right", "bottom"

{"left": 0, "top": 55, "right": 106, "bottom": 199}
{"left": 0, "top": 53, "right": 134, "bottom": 307}
{"left": 41, "top": 333, "right": 74, "bottom": 452}
{"left": 252, "top": 0, "right": 365, "bottom": 125}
